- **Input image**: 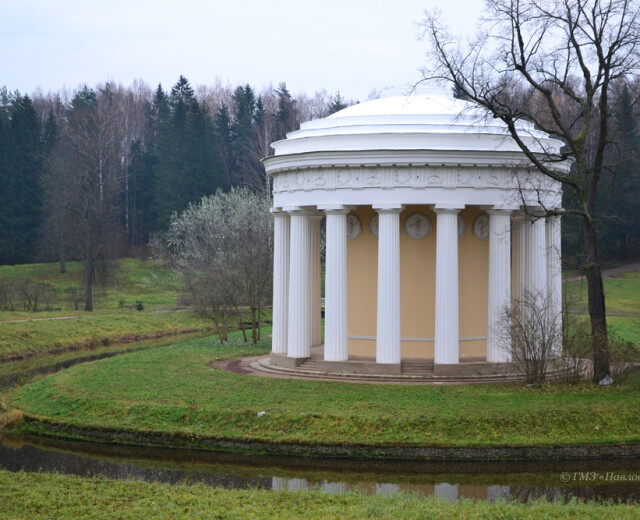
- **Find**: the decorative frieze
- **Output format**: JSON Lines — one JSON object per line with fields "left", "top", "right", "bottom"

{"left": 272, "top": 165, "right": 559, "bottom": 197}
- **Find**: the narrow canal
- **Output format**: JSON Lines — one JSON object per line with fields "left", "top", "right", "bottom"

{"left": 2, "top": 434, "right": 639, "bottom": 503}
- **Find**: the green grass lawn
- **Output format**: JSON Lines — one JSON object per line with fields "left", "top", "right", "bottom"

{"left": 617, "top": 270, "right": 640, "bottom": 280}
{"left": 608, "top": 316, "right": 640, "bottom": 346}
{"left": 8, "top": 336, "right": 640, "bottom": 449}
{"left": 0, "top": 310, "right": 213, "bottom": 362}
{"left": 565, "top": 277, "right": 640, "bottom": 316}
{"left": 0, "top": 258, "right": 183, "bottom": 317}
{"left": 0, "top": 259, "right": 271, "bottom": 362}
{"left": 3, "top": 471, "right": 637, "bottom": 520}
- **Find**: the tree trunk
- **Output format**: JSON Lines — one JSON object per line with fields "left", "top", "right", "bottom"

{"left": 251, "top": 307, "right": 257, "bottom": 344}
{"left": 583, "top": 219, "right": 610, "bottom": 382}
{"left": 84, "top": 258, "right": 93, "bottom": 312}
{"left": 83, "top": 207, "right": 94, "bottom": 312}
{"left": 58, "top": 252, "right": 66, "bottom": 274}
{"left": 257, "top": 302, "right": 262, "bottom": 341}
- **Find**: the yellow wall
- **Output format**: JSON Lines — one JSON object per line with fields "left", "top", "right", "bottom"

{"left": 346, "top": 205, "right": 489, "bottom": 360}
{"left": 458, "top": 206, "right": 490, "bottom": 358}
{"left": 346, "top": 206, "right": 378, "bottom": 356}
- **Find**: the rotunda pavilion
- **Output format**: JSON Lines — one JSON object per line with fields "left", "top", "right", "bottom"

{"left": 263, "top": 87, "right": 568, "bottom": 378}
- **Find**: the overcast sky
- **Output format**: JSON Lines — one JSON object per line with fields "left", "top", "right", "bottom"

{"left": 2, "top": 0, "right": 485, "bottom": 102}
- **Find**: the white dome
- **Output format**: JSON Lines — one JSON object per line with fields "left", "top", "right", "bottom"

{"left": 263, "top": 84, "right": 566, "bottom": 212}
{"left": 270, "top": 86, "right": 562, "bottom": 159}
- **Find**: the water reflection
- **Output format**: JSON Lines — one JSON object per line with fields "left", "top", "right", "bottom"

{"left": 1, "top": 435, "right": 639, "bottom": 503}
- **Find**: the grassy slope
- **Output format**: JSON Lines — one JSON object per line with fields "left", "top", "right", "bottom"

{"left": 9, "top": 337, "right": 640, "bottom": 448}
{"left": 0, "top": 258, "right": 182, "bottom": 314}
{"left": 0, "top": 311, "right": 212, "bottom": 361}
{"left": 565, "top": 277, "right": 640, "bottom": 315}
{"left": 0, "top": 259, "right": 216, "bottom": 361}
{"left": 565, "top": 274, "right": 640, "bottom": 346}
{"left": 1, "top": 471, "right": 638, "bottom": 520}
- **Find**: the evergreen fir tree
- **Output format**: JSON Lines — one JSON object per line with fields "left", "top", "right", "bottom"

{"left": 0, "top": 95, "right": 44, "bottom": 264}
{"left": 274, "top": 82, "right": 297, "bottom": 141}
{"left": 215, "top": 103, "right": 233, "bottom": 190}
{"left": 597, "top": 85, "right": 640, "bottom": 259}
{"left": 327, "top": 91, "right": 348, "bottom": 114}
{"left": 154, "top": 76, "right": 222, "bottom": 228}
{"left": 231, "top": 85, "right": 257, "bottom": 186}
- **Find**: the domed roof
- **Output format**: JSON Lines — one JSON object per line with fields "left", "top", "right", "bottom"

{"left": 269, "top": 86, "right": 562, "bottom": 159}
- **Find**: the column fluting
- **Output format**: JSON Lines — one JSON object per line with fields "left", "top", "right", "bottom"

{"left": 487, "top": 209, "right": 512, "bottom": 362}
{"left": 524, "top": 213, "right": 547, "bottom": 299}
{"left": 434, "top": 208, "right": 461, "bottom": 365}
{"left": 287, "top": 209, "right": 313, "bottom": 358}
{"left": 311, "top": 215, "right": 323, "bottom": 347}
{"left": 271, "top": 209, "right": 290, "bottom": 354}
{"left": 324, "top": 209, "right": 349, "bottom": 361}
{"left": 375, "top": 207, "right": 402, "bottom": 364}
{"left": 546, "top": 214, "right": 563, "bottom": 354}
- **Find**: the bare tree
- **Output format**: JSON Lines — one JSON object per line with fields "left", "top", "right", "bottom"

{"left": 422, "top": 0, "right": 640, "bottom": 382}
{"left": 48, "top": 85, "right": 128, "bottom": 311}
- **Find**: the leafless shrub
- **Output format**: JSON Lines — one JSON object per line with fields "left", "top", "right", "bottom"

{"left": 500, "top": 290, "right": 562, "bottom": 384}
{"left": 64, "top": 286, "right": 84, "bottom": 311}
{"left": 608, "top": 334, "right": 640, "bottom": 382}
{"left": 559, "top": 314, "right": 593, "bottom": 383}
{"left": 0, "top": 277, "right": 57, "bottom": 312}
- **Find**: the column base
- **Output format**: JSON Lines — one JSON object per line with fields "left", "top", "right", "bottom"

{"left": 433, "top": 361, "right": 514, "bottom": 377}
{"left": 270, "top": 353, "right": 309, "bottom": 368}
{"left": 318, "top": 360, "right": 401, "bottom": 375}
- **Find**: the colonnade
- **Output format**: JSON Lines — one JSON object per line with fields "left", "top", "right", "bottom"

{"left": 272, "top": 204, "right": 562, "bottom": 366}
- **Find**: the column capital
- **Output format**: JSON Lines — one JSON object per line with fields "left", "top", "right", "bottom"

{"left": 317, "top": 204, "right": 355, "bottom": 214}
{"left": 372, "top": 202, "right": 404, "bottom": 213}
{"left": 432, "top": 203, "right": 464, "bottom": 214}
{"left": 283, "top": 205, "right": 316, "bottom": 216}
{"left": 487, "top": 207, "right": 514, "bottom": 216}
{"left": 372, "top": 203, "right": 404, "bottom": 213}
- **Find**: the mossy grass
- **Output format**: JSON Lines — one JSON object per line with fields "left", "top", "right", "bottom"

{"left": 8, "top": 335, "right": 640, "bottom": 449}
{"left": 1, "top": 470, "right": 638, "bottom": 519}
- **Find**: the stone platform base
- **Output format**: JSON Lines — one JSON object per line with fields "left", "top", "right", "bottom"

{"left": 262, "top": 347, "right": 527, "bottom": 383}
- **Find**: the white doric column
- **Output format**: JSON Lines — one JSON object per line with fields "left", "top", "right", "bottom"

{"left": 286, "top": 207, "right": 313, "bottom": 358}
{"left": 511, "top": 213, "right": 524, "bottom": 304}
{"left": 375, "top": 206, "right": 403, "bottom": 364}
{"left": 434, "top": 206, "right": 463, "bottom": 365}
{"left": 271, "top": 209, "right": 290, "bottom": 355}
{"left": 487, "top": 209, "right": 512, "bottom": 362}
{"left": 546, "top": 214, "right": 563, "bottom": 354}
{"left": 322, "top": 207, "right": 350, "bottom": 361}
{"left": 523, "top": 212, "right": 547, "bottom": 299}
{"left": 311, "top": 214, "right": 323, "bottom": 347}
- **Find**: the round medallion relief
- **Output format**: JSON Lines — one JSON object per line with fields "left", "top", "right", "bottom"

{"left": 473, "top": 215, "right": 490, "bottom": 240}
{"left": 369, "top": 215, "right": 379, "bottom": 238}
{"left": 458, "top": 215, "right": 467, "bottom": 237}
{"left": 346, "top": 215, "right": 362, "bottom": 240}
{"left": 404, "top": 213, "right": 432, "bottom": 239}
